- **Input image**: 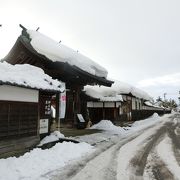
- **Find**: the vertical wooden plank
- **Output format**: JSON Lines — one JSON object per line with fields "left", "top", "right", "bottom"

{"left": 37, "top": 91, "right": 40, "bottom": 136}
{"left": 114, "top": 102, "right": 117, "bottom": 120}
{"left": 103, "top": 102, "right": 105, "bottom": 119}
{"left": 7, "top": 104, "right": 10, "bottom": 136}
{"left": 56, "top": 92, "right": 60, "bottom": 130}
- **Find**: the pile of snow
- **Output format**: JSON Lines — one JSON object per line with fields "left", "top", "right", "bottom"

{"left": 90, "top": 120, "right": 126, "bottom": 134}
{"left": 0, "top": 142, "right": 94, "bottom": 180}
{"left": 38, "top": 131, "right": 65, "bottom": 146}
{"left": 84, "top": 80, "right": 152, "bottom": 101}
{"left": 0, "top": 62, "right": 64, "bottom": 92}
{"left": 27, "top": 30, "right": 108, "bottom": 78}
{"left": 89, "top": 113, "right": 164, "bottom": 137}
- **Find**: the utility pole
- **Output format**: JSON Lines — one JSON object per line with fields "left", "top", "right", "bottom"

{"left": 163, "top": 93, "right": 167, "bottom": 101}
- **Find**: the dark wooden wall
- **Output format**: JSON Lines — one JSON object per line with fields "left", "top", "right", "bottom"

{"left": 131, "top": 109, "right": 171, "bottom": 121}
{"left": 87, "top": 107, "right": 171, "bottom": 125}
{"left": 0, "top": 101, "right": 38, "bottom": 140}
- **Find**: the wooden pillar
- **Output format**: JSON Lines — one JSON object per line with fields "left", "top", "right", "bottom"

{"left": 73, "top": 85, "right": 82, "bottom": 126}
{"left": 114, "top": 102, "right": 117, "bottom": 120}
{"left": 103, "top": 102, "right": 105, "bottom": 119}
{"left": 56, "top": 92, "right": 60, "bottom": 131}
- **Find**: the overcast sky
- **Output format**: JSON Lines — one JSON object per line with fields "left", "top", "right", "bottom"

{"left": 0, "top": 0, "right": 180, "bottom": 102}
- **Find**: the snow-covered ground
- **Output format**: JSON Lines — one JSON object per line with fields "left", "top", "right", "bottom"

{"left": 0, "top": 113, "right": 177, "bottom": 180}
{"left": 0, "top": 142, "right": 94, "bottom": 180}
{"left": 75, "top": 113, "right": 167, "bottom": 145}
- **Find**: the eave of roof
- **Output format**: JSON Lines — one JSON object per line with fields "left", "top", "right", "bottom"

{"left": 15, "top": 25, "right": 113, "bottom": 87}
{"left": 0, "top": 81, "right": 62, "bottom": 93}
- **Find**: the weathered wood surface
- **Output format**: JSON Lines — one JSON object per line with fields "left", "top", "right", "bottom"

{"left": 0, "top": 136, "right": 39, "bottom": 158}
{"left": 0, "top": 101, "right": 38, "bottom": 139}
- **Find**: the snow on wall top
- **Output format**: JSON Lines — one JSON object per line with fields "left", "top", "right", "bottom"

{"left": 27, "top": 30, "right": 108, "bottom": 78}
{"left": 144, "top": 101, "right": 153, "bottom": 106}
{"left": 144, "top": 101, "right": 164, "bottom": 109}
{"left": 0, "top": 62, "right": 64, "bottom": 92}
{"left": 84, "top": 80, "right": 152, "bottom": 101}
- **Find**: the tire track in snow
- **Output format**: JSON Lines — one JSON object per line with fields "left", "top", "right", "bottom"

{"left": 130, "top": 126, "right": 166, "bottom": 176}
{"left": 167, "top": 120, "right": 180, "bottom": 167}
{"left": 156, "top": 134, "right": 180, "bottom": 180}
{"left": 45, "top": 114, "right": 176, "bottom": 180}
{"left": 117, "top": 120, "right": 171, "bottom": 180}
{"left": 67, "top": 133, "right": 145, "bottom": 180}
{"left": 144, "top": 118, "right": 180, "bottom": 180}
{"left": 47, "top": 128, "right": 149, "bottom": 180}
{"left": 144, "top": 137, "right": 174, "bottom": 180}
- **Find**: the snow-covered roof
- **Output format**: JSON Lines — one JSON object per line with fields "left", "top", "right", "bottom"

{"left": 144, "top": 101, "right": 165, "bottom": 109}
{"left": 27, "top": 30, "right": 108, "bottom": 78}
{"left": 144, "top": 101, "right": 154, "bottom": 106}
{"left": 84, "top": 80, "right": 152, "bottom": 101}
{"left": 0, "top": 62, "right": 64, "bottom": 92}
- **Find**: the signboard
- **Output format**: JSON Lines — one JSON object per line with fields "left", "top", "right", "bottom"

{"left": 45, "top": 100, "right": 51, "bottom": 115}
{"left": 59, "top": 83, "right": 66, "bottom": 119}
{"left": 77, "top": 114, "right": 85, "bottom": 123}
{"left": 40, "top": 119, "right": 49, "bottom": 134}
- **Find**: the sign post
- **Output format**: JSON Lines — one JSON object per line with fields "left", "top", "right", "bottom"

{"left": 59, "top": 86, "right": 66, "bottom": 119}
{"left": 39, "top": 119, "right": 49, "bottom": 134}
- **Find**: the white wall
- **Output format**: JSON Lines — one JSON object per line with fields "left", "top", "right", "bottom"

{"left": 132, "top": 98, "right": 136, "bottom": 110}
{"left": 87, "top": 102, "right": 103, "bottom": 108}
{"left": 0, "top": 85, "right": 39, "bottom": 102}
{"left": 116, "top": 102, "right": 121, "bottom": 107}
{"left": 104, "top": 102, "right": 115, "bottom": 108}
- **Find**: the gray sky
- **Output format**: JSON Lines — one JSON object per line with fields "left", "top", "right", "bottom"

{"left": 0, "top": 0, "right": 180, "bottom": 102}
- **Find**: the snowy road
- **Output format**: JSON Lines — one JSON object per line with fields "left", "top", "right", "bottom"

{"left": 47, "top": 114, "right": 180, "bottom": 180}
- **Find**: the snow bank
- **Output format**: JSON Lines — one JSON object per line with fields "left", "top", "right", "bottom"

{"left": 0, "top": 142, "right": 94, "bottom": 180}
{"left": 89, "top": 114, "right": 162, "bottom": 135}
{"left": 0, "top": 62, "right": 64, "bottom": 92}
{"left": 84, "top": 80, "right": 152, "bottom": 101}
{"left": 38, "top": 131, "right": 65, "bottom": 146}
{"left": 131, "top": 113, "right": 160, "bottom": 130}
{"left": 27, "top": 30, "right": 108, "bottom": 78}
{"left": 90, "top": 120, "right": 126, "bottom": 134}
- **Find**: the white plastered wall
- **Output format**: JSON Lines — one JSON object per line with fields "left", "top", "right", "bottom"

{"left": 0, "top": 85, "right": 39, "bottom": 103}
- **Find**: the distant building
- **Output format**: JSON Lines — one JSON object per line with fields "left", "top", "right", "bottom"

{"left": 84, "top": 80, "right": 169, "bottom": 124}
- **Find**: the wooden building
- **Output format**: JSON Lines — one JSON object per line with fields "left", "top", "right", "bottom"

{"left": 4, "top": 25, "right": 113, "bottom": 128}
{"left": 0, "top": 62, "right": 64, "bottom": 157}
{"left": 84, "top": 80, "right": 163, "bottom": 124}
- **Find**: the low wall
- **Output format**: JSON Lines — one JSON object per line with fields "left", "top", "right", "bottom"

{"left": 131, "top": 109, "right": 171, "bottom": 121}
{"left": 88, "top": 107, "right": 171, "bottom": 124}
